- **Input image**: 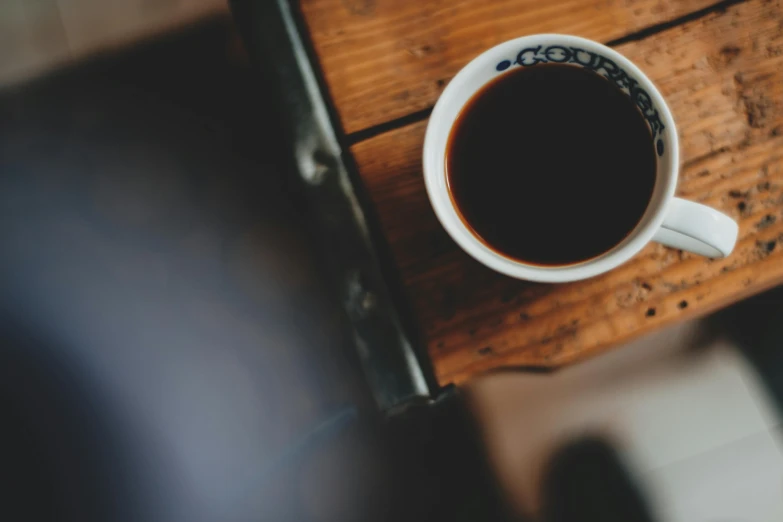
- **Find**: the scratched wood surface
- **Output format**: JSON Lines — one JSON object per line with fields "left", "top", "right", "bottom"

{"left": 299, "top": 0, "right": 721, "bottom": 133}
{"left": 302, "top": 0, "right": 783, "bottom": 385}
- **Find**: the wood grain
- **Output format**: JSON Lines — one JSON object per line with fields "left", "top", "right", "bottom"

{"left": 300, "top": 0, "right": 723, "bottom": 133}
{"left": 351, "top": 0, "right": 783, "bottom": 384}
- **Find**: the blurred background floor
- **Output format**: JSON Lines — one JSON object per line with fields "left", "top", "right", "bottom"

{"left": 470, "top": 312, "right": 783, "bottom": 522}
{"left": 0, "top": 0, "right": 228, "bottom": 87}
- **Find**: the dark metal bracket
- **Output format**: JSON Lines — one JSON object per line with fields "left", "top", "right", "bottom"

{"left": 231, "top": 0, "right": 438, "bottom": 412}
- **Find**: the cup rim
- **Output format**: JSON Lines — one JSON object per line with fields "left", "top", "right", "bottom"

{"left": 423, "top": 34, "right": 679, "bottom": 283}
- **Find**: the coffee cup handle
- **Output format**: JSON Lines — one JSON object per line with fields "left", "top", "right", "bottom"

{"left": 652, "top": 198, "right": 739, "bottom": 258}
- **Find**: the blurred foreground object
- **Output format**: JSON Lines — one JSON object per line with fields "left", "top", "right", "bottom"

{"left": 0, "top": 8, "right": 510, "bottom": 522}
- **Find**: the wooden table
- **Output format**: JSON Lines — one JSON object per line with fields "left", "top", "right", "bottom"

{"left": 299, "top": 0, "right": 783, "bottom": 385}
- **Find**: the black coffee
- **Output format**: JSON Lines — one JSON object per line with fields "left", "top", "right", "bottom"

{"left": 446, "top": 63, "right": 657, "bottom": 266}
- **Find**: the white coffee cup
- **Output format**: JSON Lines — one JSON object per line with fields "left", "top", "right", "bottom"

{"left": 423, "top": 34, "right": 738, "bottom": 283}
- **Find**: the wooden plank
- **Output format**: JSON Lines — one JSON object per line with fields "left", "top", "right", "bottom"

{"left": 300, "top": 0, "right": 722, "bottom": 133}
{"left": 351, "top": 0, "right": 783, "bottom": 384}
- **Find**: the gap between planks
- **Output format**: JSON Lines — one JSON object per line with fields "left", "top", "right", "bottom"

{"left": 343, "top": 0, "right": 750, "bottom": 146}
